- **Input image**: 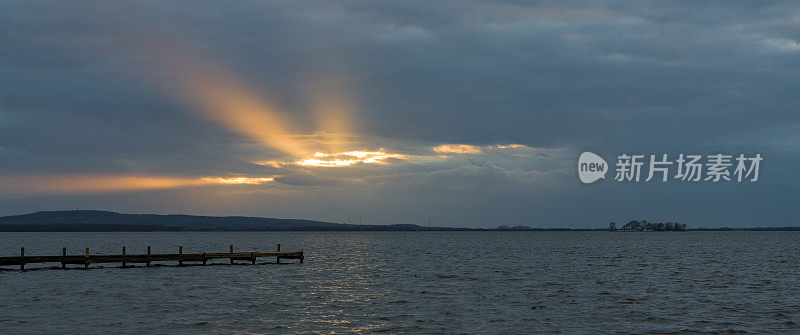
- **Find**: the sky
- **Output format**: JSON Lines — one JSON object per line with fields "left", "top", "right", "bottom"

{"left": 0, "top": 1, "right": 798, "bottom": 228}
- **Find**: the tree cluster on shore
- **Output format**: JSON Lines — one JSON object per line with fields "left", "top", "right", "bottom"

{"left": 608, "top": 220, "right": 686, "bottom": 231}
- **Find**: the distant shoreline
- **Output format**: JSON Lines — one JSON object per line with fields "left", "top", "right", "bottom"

{"left": 1, "top": 210, "right": 797, "bottom": 232}
{"left": 1, "top": 224, "right": 799, "bottom": 232}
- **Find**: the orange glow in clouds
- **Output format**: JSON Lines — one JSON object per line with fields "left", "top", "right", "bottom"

{"left": 432, "top": 143, "right": 530, "bottom": 155}
{"left": 200, "top": 177, "right": 274, "bottom": 184}
{"left": 295, "top": 150, "right": 405, "bottom": 167}
{"left": 0, "top": 175, "right": 274, "bottom": 196}
{"left": 255, "top": 150, "right": 406, "bottom": 167}
{"left": 433, "top": 144, "right": 484, "bottom": 154}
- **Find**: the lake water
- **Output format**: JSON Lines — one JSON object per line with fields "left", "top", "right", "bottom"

{"left": 1, "top": 231, "right": 799, "bottom": 334}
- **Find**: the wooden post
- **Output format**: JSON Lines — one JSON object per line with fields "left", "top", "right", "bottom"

{"left": 146, "top": 246, "right": 151, "bottom": 267}
{"left": 251, "top": 252, "right": 256, "bottom": 265}
{"left": 20, "top": 247, "right": 24, "bottom": 270}
{"left": 276, "top": 244, "right": 281, "bottom": 264}
{"left": 84, "top": 248, "right": 89, "bottom": 269}
{"left": 178, "top": 246, "right": 183, "bottom": 266}
{"left": 202, "top": 252, "right": 207, "bottom": 265}
{"left": 230, "top": 245, "right": 234, "bottom": 264}
{"left": 62, "top": 247, "right": 66, "bottom": 269}
{"left": 122, "top": 246, "right": 126, "bottom": 267}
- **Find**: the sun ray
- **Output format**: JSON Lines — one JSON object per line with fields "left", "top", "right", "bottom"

{"left": 307, "top": 75, "right": 359, "bottom": 154}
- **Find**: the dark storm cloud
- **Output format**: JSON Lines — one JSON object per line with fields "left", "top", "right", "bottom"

{"left": 0, "top": 0, "right": 798, "bottom": 226}
{"left": 3, "top": 0, "right": 799, "bottom": 150}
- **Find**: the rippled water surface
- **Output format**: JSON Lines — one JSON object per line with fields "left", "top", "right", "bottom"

{"left": 1, "top": 231, "right": 799, "bottom": 334}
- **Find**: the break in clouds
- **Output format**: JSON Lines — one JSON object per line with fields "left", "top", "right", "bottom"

{"left": 0, "top": 1, "right": 798, "bottom": 227}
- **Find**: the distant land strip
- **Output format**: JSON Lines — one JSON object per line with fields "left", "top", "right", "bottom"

{"left": 0, "top": 211, "right": 798, "bottom": 232}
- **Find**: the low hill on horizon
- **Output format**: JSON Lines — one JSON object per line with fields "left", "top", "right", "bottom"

{"left": 0, "top": 210, "right": 444, "bottom": 231}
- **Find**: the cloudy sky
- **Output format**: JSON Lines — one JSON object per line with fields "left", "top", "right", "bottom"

{"left": 0, "top": 1, "right": 798, "bottom": 227}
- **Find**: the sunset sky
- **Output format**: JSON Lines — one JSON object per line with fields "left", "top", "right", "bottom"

{"left": 1, "top": 1, "right": 798, "bottom": 227}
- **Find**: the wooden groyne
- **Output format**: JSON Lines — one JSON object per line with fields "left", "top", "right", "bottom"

{"left": 0, "top": 245, "right": 303, "bottom": 270}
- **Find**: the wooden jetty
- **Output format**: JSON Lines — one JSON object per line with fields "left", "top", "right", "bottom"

{"left": 0, "top": 245, "right": 303, "bottom": 270}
